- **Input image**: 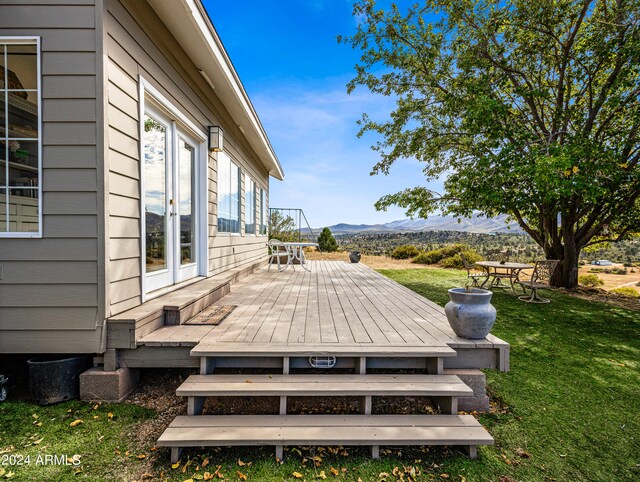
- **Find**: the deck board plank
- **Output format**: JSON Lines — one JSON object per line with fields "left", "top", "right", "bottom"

{"left": 137, "top": 260, "right": 508, "bottom": 357}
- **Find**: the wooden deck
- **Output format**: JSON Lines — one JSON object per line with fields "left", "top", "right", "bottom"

{"left": 137, "top": 261, "right": 508, "bottom": 370}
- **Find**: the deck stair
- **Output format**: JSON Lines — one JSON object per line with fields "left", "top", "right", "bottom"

{"left": 157, "top": 343, "right": 494, "bottom": 462}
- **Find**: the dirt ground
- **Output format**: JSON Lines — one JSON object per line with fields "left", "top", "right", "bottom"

{"left": 578, "top": 263, "right": 640, "bottom": 293}
{"left": 304, "top": 250, "right": 436, "bottom": 270}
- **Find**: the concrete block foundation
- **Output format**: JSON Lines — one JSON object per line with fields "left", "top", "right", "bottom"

{"left": 444, "top": 368, "right": 490, "bottom": 412}
{"left": 79, "top": 367, "right": 140, "bottom": 402}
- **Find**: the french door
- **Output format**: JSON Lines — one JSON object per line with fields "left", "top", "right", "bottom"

{"left": 143, "top": 105, "right": 199, "bottom": 293}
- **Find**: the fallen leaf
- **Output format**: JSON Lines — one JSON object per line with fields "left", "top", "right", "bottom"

{"left": 93, "top": 404, "right": 99, "bottom": 410}
{"left": 33, "top": 421, "right": 42, "bottom": 427}
{"left": 330, "top": 467, "right": 339, "bottom": 476}
{"left": 192, "top": 475, "right": 204, "bottom": 480}
{"left": 237, "top": 470, "right": 247, "bottom": 480}
{"left": 183, "top": 479, "right": 194, "bottom": 482}
{"left": 0, "top": 469, "right": 5, "bottom": 477}
{"left": 203, "top": 472, "right": 214, "bottom": 481}
{"left": 93, "top": 416, "right": 99, "bottom": 420}
{"left": 108, "top": 412, "right": 114, "bottom": 420}
{"left": 440, "top": 474, "right": 450, "bottom": 479}
{"left": 292, "top": 472, "right": 303, "bottom": 479}
{"left": 172, "top": 462, "right": 181, "bottom": 469}
{"left": 74, "top": 467, "right": 83, "bottom": 475}
{"left": 114, "top": 449, "right": 121, "bottom": 455}
{"left": 317, "top": 471, "right": 327, "bottom": 479}
{"left": 515, "top": 448, "right": 531, "bottom": 459}
{"left": 69, "top": 419, "right": 83, "bottom": 427}
{"left": 202, "top": 457, "right": 209, "bottom": 467}
{"left": 5, "top": 471, "right": 15, "bottom": 479}
{"left": 141, "top": 473, "right": 154, "bottom": 480}
{"left": 237, "top": 459, "right": 246, "bottom": 467}
{"left": 137, "top": 454, "right": 147, "bottom": 459}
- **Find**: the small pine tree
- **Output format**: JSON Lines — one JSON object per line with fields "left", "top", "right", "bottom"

{"left": 317, "top": 227, "right": 338, "bottom": 252}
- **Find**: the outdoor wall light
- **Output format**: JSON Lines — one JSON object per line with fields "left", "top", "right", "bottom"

{"left": 209, "top": 126, "right": 224, "bottom": 152}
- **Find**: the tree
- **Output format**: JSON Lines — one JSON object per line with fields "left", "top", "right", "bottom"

{"left": 269, "top": 210, "right": 298, "bottom": 242}
{"left": 340, "top": 0, "right": 640, "bottom": 288}
{"left": 318, "top": 227, "right": 338, "bottom": 252}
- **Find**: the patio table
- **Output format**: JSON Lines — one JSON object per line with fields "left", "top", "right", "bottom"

{"left": 475, "top": 261, "right": 533, "bottom": 293}
{"left": 283, "top": 242, "right": 319, "bottom": 272}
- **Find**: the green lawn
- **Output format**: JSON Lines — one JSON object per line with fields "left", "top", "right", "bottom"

{"left": 0, "top": 268, "right": 638, "bottom": 481}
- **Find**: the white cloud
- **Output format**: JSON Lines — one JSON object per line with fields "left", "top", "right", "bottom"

{"left": 252, "top": 77, "right": 440, "bottom": 227}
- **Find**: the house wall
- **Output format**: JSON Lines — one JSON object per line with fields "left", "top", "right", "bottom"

{"left": 105, "top": 0, "right": 270, "bottom": 316}
{"left": 0, "top": 0, "right": 105, "bottom": 353}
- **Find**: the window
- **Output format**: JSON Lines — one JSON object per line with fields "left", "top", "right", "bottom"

{"left": 245, "top": 174, "right": 256, "bottom": 235}
{"left": 259, "top": 188, "right": 267, "bottom": 235}
{"left": 217, "top": 153, "right": 241, "bottom": 233}
{"left": 0, "top": 38, "right": 40, "bottom": 236}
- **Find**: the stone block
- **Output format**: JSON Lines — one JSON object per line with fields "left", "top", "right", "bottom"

{"left": 444, "top": 368, "right": 490, "bottom": 412}
{"left": 79, "top": 367, "right": 139, "bottom": 402}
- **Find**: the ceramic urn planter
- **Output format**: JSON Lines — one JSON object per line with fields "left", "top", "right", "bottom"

{"left": 349, "top": 250, "right": 361, "bottom": 263}
{"left": 445, "top": 288, "right": 496, "bottom": 339}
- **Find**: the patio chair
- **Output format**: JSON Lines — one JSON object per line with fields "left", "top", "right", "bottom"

{"left": 268, "top": 239, "right": 293, "bottom": 272}
{"left": 516, "top": 260, "right": 559, "bottom": 303}
{"left": 459, "top": 252, "right": 487, "bottom": 287}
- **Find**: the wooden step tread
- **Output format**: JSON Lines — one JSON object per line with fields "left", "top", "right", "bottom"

{"left": 108, "top": 278, "right": 228, "bottom": 323}
{"left": 157, "top": 414, "right": 494, "bottom": 446}
{"left": 177, "top": 374, "right": 473, "bottom": 397}
{"left": 191, "top": 342, "right": 457, "bottom": 357}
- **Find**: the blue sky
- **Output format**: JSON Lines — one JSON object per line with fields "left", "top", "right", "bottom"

{"left": 205, "top": 0, "right": 441, "bottom": 227}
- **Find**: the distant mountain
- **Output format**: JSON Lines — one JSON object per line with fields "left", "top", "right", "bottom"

{"left": 309, "top": 214, "right": 522, "bottom": 235}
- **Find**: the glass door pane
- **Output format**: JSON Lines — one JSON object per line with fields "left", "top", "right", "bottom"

{"left": 143, "top": 114, "right": 168, "bottom": 274}
{"left": 178, "top": 137, "right": 195, "bottom": 266}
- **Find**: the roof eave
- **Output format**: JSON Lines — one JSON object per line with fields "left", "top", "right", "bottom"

{"left": 146, "top": 0, "right": 284, "bottom": 180}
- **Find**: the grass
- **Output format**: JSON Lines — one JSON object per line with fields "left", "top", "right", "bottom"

{"left": 0, "top": 267, "right": 638, "bottom": 481}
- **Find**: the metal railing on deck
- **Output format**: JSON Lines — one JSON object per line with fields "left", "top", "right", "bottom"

{"left": 268, "top": 208, "right": 316, "bottom": 242}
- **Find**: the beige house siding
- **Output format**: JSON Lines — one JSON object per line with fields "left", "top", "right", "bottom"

{"left": 0, "top": 0, "right": 104, "bottom": 352}
{"left": 105, "top": 0, "right": 269, "bottom": 317}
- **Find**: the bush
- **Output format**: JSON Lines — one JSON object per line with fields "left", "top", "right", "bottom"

{"left": 412, "top": 250, "right": 443, "bottom": 264}
{"left": 411, "top": 243, "right": 468, "bottom": 264}
{"left": 578, "top": 274, "right": 604, "bottom": 288}
{"left": 610, "top": 287, "right": 640, "bottom": 298}
{"left": 390, "top": 244, "right": 420, "bottom": 259}
{"left": 611, "top": 267, "right": 628, "bottom": 275}
{"left": 440, "top": 250, "right": 483, "bottom": 269}
{"left": 317, "top": 227, "right": 338, "bottom": 252}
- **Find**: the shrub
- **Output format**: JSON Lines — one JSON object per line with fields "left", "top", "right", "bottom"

{"left": 317, "top": 227, "right": 338, "bottom": 252}
{"left": 440, "top": 243, "right": 468, "bottom": 257}
{"left": 578, "top": 274, "right": 604, "bottom": 288}
{"left": 610, "top": 287, "right": 640, "bottom": 298}
{"left": 412, "top": 250, "right": 443, "bottom": 264}
{"left": 390, "top": 244, "right": 420, "bottom": 259}
{"left": 440, "top": 250, "right": 483, "bottom": 269}
{"left": 411, "top": 244, "right": 469, "bottom": 264}
{"left": 611, "top": 267, "right": 628, "bottom": 275}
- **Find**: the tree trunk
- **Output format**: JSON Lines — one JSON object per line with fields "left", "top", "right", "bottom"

{"left": 550, "top": 239, "right": 579, "bottom": 289}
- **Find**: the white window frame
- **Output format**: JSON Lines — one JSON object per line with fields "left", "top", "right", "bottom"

{"left": 259, "top": 188, "right": 267, "bottom": 236}
{"left": 0, "top": 36, "right": 42, "bottom": 238}
{"left": 139, "top": 76, "right": 208, "bottom": 301}
{"left": 217, "top": 152, "right": 241, "bottom": 235}
{"left": 245, "top": 174, "right": 256, "bottom": 235}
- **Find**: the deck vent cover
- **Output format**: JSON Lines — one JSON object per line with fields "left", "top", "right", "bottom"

{"left": 308, "top": 356, "right": 337, "bottom": 369}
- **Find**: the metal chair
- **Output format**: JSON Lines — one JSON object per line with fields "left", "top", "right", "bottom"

{"left": 268, "top": 239, "right": 293, "bottom": 272}
{"left": 459, "top": 252, "right": 488, "bottom": 287}
{"left": 516, "top": 260, "right": 559, "bottom": 303}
